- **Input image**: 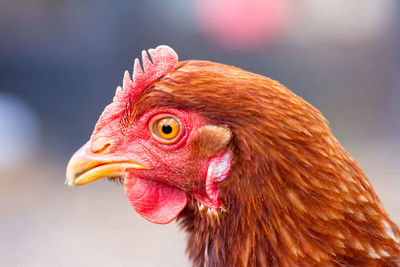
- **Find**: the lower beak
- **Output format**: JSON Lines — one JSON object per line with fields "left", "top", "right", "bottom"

{"left": 66, "top": 142, "right": 147, "bottom": 186}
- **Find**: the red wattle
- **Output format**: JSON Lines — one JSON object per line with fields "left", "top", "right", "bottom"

{"left": 124, "top": 177, "right": 188, "bottom": 224}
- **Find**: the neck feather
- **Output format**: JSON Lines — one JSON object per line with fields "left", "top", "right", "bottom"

{"left": 178, "top": 137, "right": 400, "bottom": 265}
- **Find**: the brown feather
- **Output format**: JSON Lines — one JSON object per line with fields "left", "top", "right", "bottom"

{"left": 130, "top": 60, "right": 400, "bottom": 266}
{"left": 190, "top": 125, "right": 231, "bottom": 159}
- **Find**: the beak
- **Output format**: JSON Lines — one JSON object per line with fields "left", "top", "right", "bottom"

{"left": 66, "top": 141, "right": 148, "bottom": 187}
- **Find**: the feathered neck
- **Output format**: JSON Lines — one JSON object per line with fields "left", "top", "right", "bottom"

{"left": 178, "top": 137, "right": 400, "bottom": 266}
{"left": 135, "top": 60, "right": 400, "bottom": 266}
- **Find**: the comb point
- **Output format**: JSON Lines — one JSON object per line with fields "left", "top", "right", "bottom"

{"left": 114, "top": 86, "right": 123, "bottom": 99}
{"left": 148, "top": 45, "right": 178, "bottom": 65}
{"left": 133, "top": 58, "right": 143, "bottom": 78}
{"left": 122, "top": 70, "right": 132, "bottom": 90}
{"left": 141, "top": 50, "right": 152, "bottom": 73}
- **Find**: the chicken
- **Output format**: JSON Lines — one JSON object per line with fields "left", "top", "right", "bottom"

{"left": 66, "top": 45, "right": 400, "bottom": 266}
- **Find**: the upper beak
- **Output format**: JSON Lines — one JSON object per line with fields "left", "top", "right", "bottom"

{"left": 66, "top": 141, "right": 148, "bottom": 187}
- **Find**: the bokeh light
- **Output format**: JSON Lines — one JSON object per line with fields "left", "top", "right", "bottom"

{"left": 0, "top": 94, "right": 40, "bottom": 169}
{"left": 194, "top": 0, "right": 292, "bottom": 49}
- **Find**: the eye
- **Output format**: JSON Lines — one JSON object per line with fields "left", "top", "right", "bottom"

{"left": 151, "top": 116, "right": 181, "bottom": 143}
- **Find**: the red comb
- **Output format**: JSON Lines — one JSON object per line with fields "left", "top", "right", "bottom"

{"left": 116, "top": 45, "right": 178, "bottom": 101}
{"left": 91, "top": 45, "right": 178, "bottom": 136}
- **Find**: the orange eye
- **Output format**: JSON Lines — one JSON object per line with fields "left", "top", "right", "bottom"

{"left": 151, "top": 116, "right": 180, "bottom": 143}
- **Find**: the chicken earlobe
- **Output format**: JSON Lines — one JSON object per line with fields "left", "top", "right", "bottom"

{"left": 189, "top": 125, "right": 232, "bottom": 210}
{"left": 203, "top": 152, "right": 232, "bottom": 209}
{"left": 190, "top": 150, "right": 232, "bottom": 210}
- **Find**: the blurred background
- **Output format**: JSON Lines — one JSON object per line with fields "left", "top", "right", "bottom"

{"left": 0, "top": 0, "right": 399, "bottom": 266}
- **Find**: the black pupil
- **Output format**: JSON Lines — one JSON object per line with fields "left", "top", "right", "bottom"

{"left": 162, "top": 124, "right": 173, "bottom": 134}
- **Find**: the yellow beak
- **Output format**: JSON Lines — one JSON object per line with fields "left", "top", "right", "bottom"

{"left": 66, "top": 142, "right": 148, "bottom": 187}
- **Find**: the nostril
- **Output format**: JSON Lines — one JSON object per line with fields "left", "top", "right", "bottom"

{"left": 91, "top": 137, "right": 112, "bottom": 154}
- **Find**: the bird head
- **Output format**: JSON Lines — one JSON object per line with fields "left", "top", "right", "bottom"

{"left": 66, "top": 46, "right": 232, "bottom": 224}
{"left": 66, "top": 45, "right": 400, "bottom": 265}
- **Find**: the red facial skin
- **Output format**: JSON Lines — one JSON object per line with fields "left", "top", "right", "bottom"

{"left": 89, "top": 106, "right": 218, "bottom": 224}
{"left": 68, "top": 46, "right": 222, "bottom": 224}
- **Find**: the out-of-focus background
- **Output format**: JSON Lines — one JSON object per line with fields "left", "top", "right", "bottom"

{"left": 0, "top": 0, "right": 399, "bottom": 266}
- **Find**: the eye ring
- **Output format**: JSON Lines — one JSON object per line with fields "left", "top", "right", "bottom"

{"left": 150, "top": 114, "right": 181, "bottom": 144}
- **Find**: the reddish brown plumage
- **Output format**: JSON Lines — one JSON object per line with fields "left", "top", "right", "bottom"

{"left": 67, "top": 46, "right": 400, "bottom": 266}
{"left": 131, "top": 60, "right": 400, "bottom": 266}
